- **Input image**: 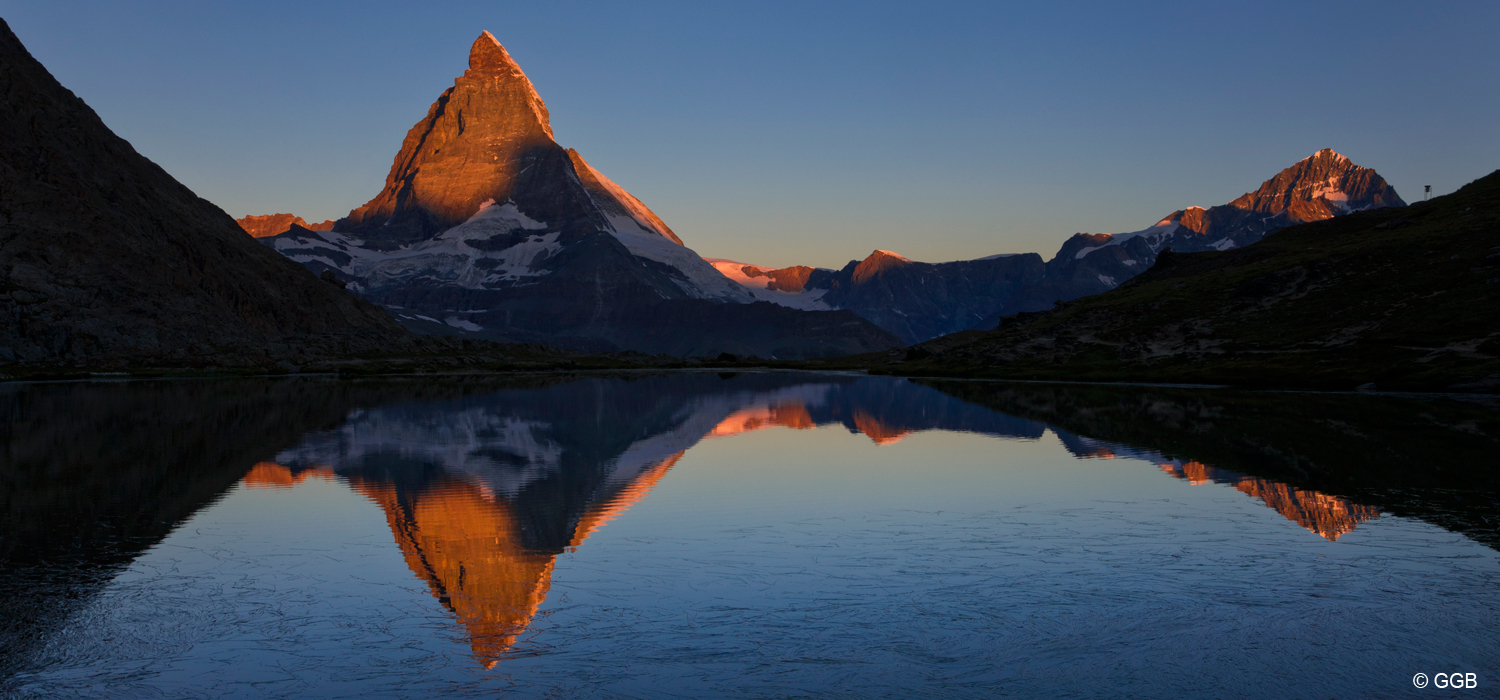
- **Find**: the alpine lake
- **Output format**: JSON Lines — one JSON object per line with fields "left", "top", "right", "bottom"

{"left": 2, "top": 372, "right": 1497, "bottom": 699}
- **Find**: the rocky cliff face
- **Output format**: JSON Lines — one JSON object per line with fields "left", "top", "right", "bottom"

{"left": 262, "top": 32, "right": 899, "bottom": 358}
{"left": 814, "top": 252, "right": 1045, "bottom": 344}
{"left": 236, "top": 213, "right": 334, "bottom": 238}
{"left": 0, "top": 19, "right": 407, "bottom": 365}
{"left": 338, "top": 32, "right": 567, "bottom": 246}
{"left": 1089, "top": 149, "right": 1404, "bottom": 259}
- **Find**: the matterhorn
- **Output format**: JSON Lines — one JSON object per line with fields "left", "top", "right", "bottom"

{"left": 259, "top": 32, "right": 899, "bottom": 358}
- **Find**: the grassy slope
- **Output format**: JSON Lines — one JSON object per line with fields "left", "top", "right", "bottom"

{"left": 891, "top": 170, "right": 1500, "bottom": 392}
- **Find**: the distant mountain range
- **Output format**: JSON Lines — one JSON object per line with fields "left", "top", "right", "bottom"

{"left": 237, "top": 213, "right": 334, "bottom": 238}
{"left": 4, "top": 14, "right": 1487, "bottom": 392}
{"left": 892, "top": 169, "right": 1499, "bottom": 392}
{"left": 236, "top": 33, "right": 1409, "bottom": 353}
{"left": 248, "top": 32, "right": 899, "bottom": 359}
{"left": 706, "top": 149, "right": 1405, "bottom": 344}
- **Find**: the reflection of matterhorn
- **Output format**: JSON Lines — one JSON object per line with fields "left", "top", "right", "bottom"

{"left": 246, "top": 373, "right": 1392, "bottom": 663}
{"left": 346, "top": 461, "right": 680, "bottom": 666}
{"left": 256, "top": 373, "right": 1051, "bottom": 664}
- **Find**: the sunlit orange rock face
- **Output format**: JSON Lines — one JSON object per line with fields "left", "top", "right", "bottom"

{"left": 339, "top": 32, "right": 599, "bottom": 244}
{"left": 1156, "top": 148, "right": 1404, "bottom": 242}
{"left": 738, "top": 264, "right": 816, "bottom": 293}
{"left": 1159, "top": 461, "right": 1379, "bottom": 540}
{"left": 235, "top": 214, "right": 334, "bottom": 238}
{"left": 851, "top": 250, "right": 912, "bottom": 285}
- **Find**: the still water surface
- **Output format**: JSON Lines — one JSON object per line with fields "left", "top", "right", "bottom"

{"left": 2, "top": 373, "right": 1498, "bottom": 698}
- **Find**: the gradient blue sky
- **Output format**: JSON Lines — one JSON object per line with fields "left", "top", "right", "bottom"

{"left": 6, "top": 1, "right": 1497, "bottom": 268}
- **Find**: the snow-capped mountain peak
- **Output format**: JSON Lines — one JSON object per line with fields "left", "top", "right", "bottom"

{"left": 252, "top": 32, "right": 905, "bottom": 356}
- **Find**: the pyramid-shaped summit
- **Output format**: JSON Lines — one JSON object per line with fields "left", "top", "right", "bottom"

{"left": 339, "top": 32, "right": 571, "bottom": 247}
{"left": 261, "top": 32, "right": 902, "bottom": 358}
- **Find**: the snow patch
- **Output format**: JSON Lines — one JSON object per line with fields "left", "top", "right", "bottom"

{"left": 708, "top": 259, "right": 772, "bottom": 289}
{"left": 445, "top": 317, "right": 484, "bottom": 332}
{"left": 1097, "top": 274, "right": 1117, "bottom": 286}
{"left": 604, "top": 214, "right": 753, "bottom": 302}
{"left": 1310, "top": 179, "right": 1352, "bottom": 212}
{"left": 1075, "top": 222, "right": 1180, "bottom": 259}
{"left": 705, "top": 259, "right": 831, "bottom": 311}
{"left": 270, "top": 201, "right": 562, "bottom": 291}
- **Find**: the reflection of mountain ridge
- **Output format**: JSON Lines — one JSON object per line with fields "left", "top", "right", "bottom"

{"left": 921, "top": 381, "right": 1500, "bottom": 549}
{"left": 0, "top": 379, "right": 404, "bottom": 679}
{"left": 1053, "top": 433, "right": 1381, "bottom": 540}
{"left": 0, "top": 375, "right": 596, "bottom": 680}
{"left": 10, "top": 373, "right": 1493, "bottom": 678}
{"left": 272, "top": 375, "right": 1056, "bottom": 553}
{"left": 260, "top": 373, "right": 1055, "bottom": 665}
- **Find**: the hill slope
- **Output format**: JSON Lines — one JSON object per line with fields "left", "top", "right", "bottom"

{"left": 0, "top": 18, "right": 407, "bottom": 365}
{"left": 900, "top": 170, "right": 1500, "bottom": 392}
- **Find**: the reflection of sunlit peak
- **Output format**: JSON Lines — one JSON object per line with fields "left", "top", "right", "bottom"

{"left": 852, "top": 410, "right": 913, "bottom": 446}
{"left": 343, "top": 450, "right": 681, "bottom": 667}
{"left": 241, "top": 462, "right": 335, "bottom": 489}
{"left": 1233, "top": 479, "right": 1380, "bottom": 541}
{"left": 708, "top": 402, "right": 817, "bottom": 438}
{"left": 1157, "top": 459, "right": 1379, "bottom": 541}
{"left": 1157, "top": 460, "right": 1212, "bottom": 485}
{"left": 569, "top": 451, "right": 684, "bottom": 550}
{"left": 347, "top": 477, "right": 556, "bottom": 666}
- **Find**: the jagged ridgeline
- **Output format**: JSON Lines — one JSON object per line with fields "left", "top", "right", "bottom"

{"left": 259, "top": 32, "right": 901, "bottom": 359}
{"left": 711, "top": 149, "right": 1406, "bottom": 345}
{"left": 900, "top": 169, "right": 1500, "bottom": 392}
{"left": 0, "top": 19, "right": 408, "bottom": 366}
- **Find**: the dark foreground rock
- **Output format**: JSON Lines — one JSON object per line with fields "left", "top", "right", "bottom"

{"left": 0, "top": 18, "right": 410, "bottom": 367}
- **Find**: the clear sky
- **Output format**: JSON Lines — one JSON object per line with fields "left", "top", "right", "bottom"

{"left": 6, "top": 1, "right": 1497, "bottom": 269}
